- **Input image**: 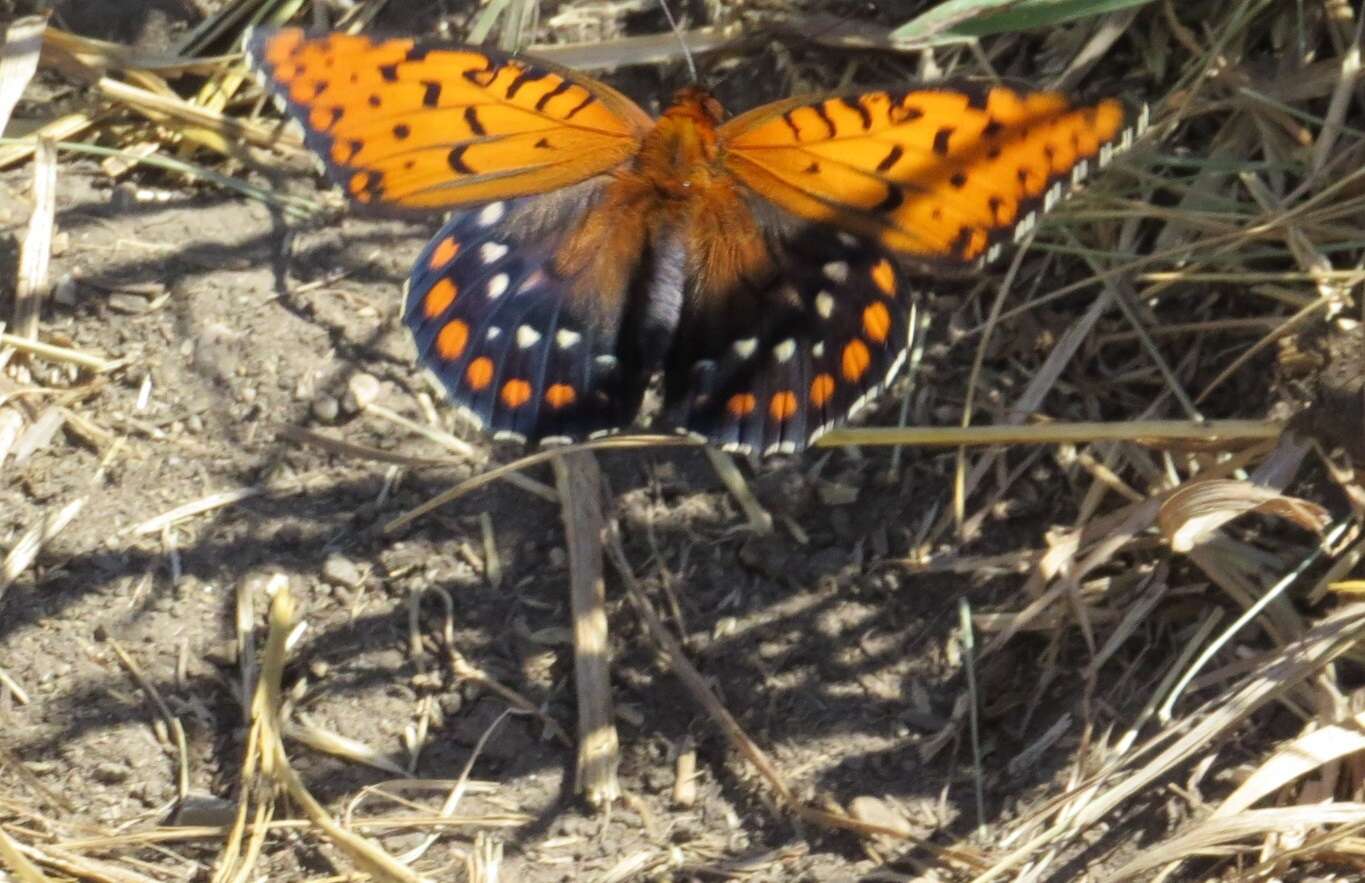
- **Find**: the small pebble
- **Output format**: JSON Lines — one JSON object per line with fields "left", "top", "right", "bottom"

{"left": 170, "top": 792, "right": 237, "bottom": 827}
{"left": 107, "top": 293, "right": 150, "bottom": 314}
{"left": 311, "top": 395, "right": 340, "bottom": 423}
{"left": 849, "top": 795, "right": 912, "bottom": 836}
{"left": 53, "top": 273, "right": 79, "bottom": 305}
{"left": 93, "top": 761, "right": 130, "bottom": 784}
{"left": 109, "top": 183, "right": 137, "bottom": 211}
{"left": 321, "top": 553, "right": 363, "bottom": 589}
{"left": 342, "top": 372, "right": 381, "bottom": 413}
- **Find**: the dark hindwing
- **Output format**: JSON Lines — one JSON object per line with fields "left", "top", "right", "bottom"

{"left": 405, "top": 182, "right": 647, "bottom": 443}
{"left": 666, "top": 225, "right": 919, "bottom": 455}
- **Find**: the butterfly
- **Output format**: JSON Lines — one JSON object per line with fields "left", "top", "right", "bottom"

{"left": 245, "top": 28, "right": 1145, "bottom": 456}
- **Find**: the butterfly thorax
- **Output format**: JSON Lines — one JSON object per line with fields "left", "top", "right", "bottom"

{"left": 633, "top": 86, "right": 727, "bottom": 198}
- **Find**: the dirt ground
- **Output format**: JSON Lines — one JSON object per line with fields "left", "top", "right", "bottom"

{"left": 3, "top": 2, "right": 1361, "bottom": 882}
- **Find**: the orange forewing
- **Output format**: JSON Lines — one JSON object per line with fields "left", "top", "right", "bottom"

{"left": 719, "top": 85, "right": 1129, "bottom": 264}
{"left": 247, "top": 28, "right": 653, "bottom": 209}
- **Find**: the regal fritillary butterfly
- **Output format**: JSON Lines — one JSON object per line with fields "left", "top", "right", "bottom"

{"left": 246, "top": 28, "right": 1146, "bottom": 456}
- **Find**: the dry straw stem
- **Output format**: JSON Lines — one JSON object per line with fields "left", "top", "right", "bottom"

{"left": 12, "top": 137, "right": 55, "bottom": 343}
{"left": 703, "top": 446, "right": 772, "bottom": 533}
{"left": 551, "top": 450, "right": 621, "bottom": 808}
{"left": 219, "top": 576, "right": 429, "bottom": 883}
{"left": 0, "top": 825, "right": 51, "bottom": 883}
{"left": 282, "top": 412, "right": 560, "bottom": 503}
{"left": 381, "top": 420, "right": 1281, "bottom": 531}
{"left": 0, "top": 16, "right": 44, "bottom": 135}
{"left": 107, "top": 637, "right": 192, "bottom": 801}
{"left": 975, "top": 603, "right": 1365, "bottom": 883}
{"left": 0, "top": 331, "right": 121, "bottom": 372}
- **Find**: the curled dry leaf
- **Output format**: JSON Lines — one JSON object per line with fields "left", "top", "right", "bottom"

{"left": 1210, "top": 715, "right": 1365, "bottom": 819}
{"left": 1159, "top": 479, "right": 1331, "bottom": 553}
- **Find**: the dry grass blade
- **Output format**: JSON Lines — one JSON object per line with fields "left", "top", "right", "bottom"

{"left": 0, "top": 824, "right": 52, "bottom": 883}
{"left": 283, "top": 718, "right": 408, "bottom": 776}
{"left": 552, "top": 451, "right": 620, "bottom": 808}
{"left": 702, "top": 447, "right": 771, "bottom": 533}
{"left": 95, "top": 77, "right": 302, "bottom": 155}
{"left": 381, "top": 433, "right": 690, "bottom": 532}
{"left": 824, "top": 419, "right": 1282, "bottom": 448}
{"left": 108, "top": 638, "right": 191, "bottom": 800}
{"left": 1112, "top": 803, "right": 1365, "bottom": 880}
{"left": 0, "top": 331, "right": 120, "bottom": 372}
{"left": 1159, "top": 479, "right": 1331, "bottom": 552}
{"left": 972, "top": 603, "right": 1365, "bottom": 882}
{"left": 230, "top": 579, "right": 429, "bottom": 883}
{"left": 525, "top": 25, "right": 740, "bottom": 70}
{"left": 0, "top": 16, "right": 45, "bottom": 135}
{"left": 1212, "top": 714, "right": 1365, "bottom": 820}
{"left": 130, "top": 487, "right": 264, "bottom": 536}
{"left": 12, "top": 137, "right": 55, "bottom": 342}
{"left": 0, "top": 497, "right": 83, "bottom": 603}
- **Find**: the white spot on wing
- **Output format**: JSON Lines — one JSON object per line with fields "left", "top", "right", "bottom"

{"left": 815, "top": 291, "right": 835, "bottom": 319}
{"left": 1013, "top": 211, "right": 1037, "bottom": 241}
{"left": 812, "top": 341, "right": 826, "bottom": 358}
{"left": 1071, "top": 159, "right": 1089, "bottom": 185}
{"left": 486, "top": 326, "right": 502, "bottom": 340}
{"left": 733, "top": 338, "right": 758, "bottom": 359}
{"left": 773, "top": 339, "right": 796, "bottom": 363}
{"left": 556, "top": 329, "right": 581, "bottom": 349}
{"left": 594, "top": 354, "right": 618, "bottom": 369}
{"left": 480, "top": 242, "right": 508, "bottom": 264}
{"left": 516, "top": 325, "right": 541, "bottom": 348}
{"left": 477, "top": 201, "right": 506, "bottom": 227}
{"left": 486, "top": 273, "right": 509, "bottom": 298}
{"left": 822, "top": 261, "right": 850, "bottom": 283}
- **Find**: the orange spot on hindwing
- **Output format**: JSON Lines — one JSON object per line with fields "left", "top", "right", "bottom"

{"left": 769, "top": 391, "right": 798, "bottom": 422}
{"left": 424, "top": 278, "right": 458, "bottom": 318}
{"left": 841, "top": 340, "right": 871, "bottom": 382}
{"left": 810, "top": 374, "right": 836, "bottom": 407}
{"left": 429, "top": 237, "right": 460, "bottom": 268}
{"left": 435, "top": 319, "right": 468, "bottom": 359}
{"left": 871, "top": 259, "right": 896, "bottom": 296}
{"left": 465, "top": 357, "right": 494, "bottom": 391}
{"left": 500, "top": 379, "right": 532, "bottom": 409}
{"left": 727, "top": 393, "right": 757, "bottom": 417}
{"left": 862, "top": 302, "right": 892, "bottom": 344}
{"left": 545, "top": 383, "right": 576, "bottom": 409}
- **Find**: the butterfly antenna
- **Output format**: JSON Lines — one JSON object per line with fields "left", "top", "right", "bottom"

{"left": 658, "top": 0, "right": 699, "bottom": 84}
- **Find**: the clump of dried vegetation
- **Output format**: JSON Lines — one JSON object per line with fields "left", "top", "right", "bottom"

{"left": 1, "top": 0, "right": 1363, "bottom": 880}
